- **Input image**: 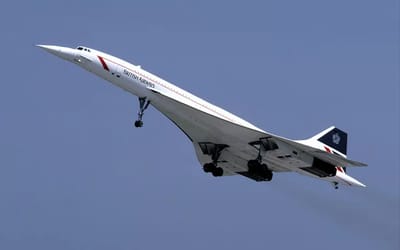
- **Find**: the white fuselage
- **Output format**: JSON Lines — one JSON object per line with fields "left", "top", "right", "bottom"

{"left": 38, "top": 45, "right": 366, "bottom": 188}
{"left": 82, "top": 48, "right": 263, "bottom": 132}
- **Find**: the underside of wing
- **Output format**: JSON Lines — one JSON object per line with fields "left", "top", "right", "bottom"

{"left": 148, "top": 90, "right": 280, "bottom": 177}
{"left": 148, "top": 89, "right": 366, "bottom": 183}
{"left": 310, "top": 150, "right": 367, "bottom": 167}
{"left": 149, "top": 90, "right": 268, "bottom": 146}
{"left": 281, "top": 139, "right": 368, "bottom": 167}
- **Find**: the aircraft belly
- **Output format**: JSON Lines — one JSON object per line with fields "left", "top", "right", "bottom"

{"left": 149, "top": 94, "right": 295, "bottom": 174}
{"left": 150, "top": 93, "right": 254, "bottom": 171}
{"left": 149, "top": 90, "right": 348, "bottom": 178}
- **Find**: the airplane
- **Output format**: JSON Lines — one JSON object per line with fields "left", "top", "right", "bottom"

{"left": 37, "top": 44, "right": 367, "bottom": 189}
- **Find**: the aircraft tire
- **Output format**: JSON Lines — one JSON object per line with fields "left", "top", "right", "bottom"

{"left": 134, "top": 120, "right": 143, "bottom": 127}
{"left": 212, "top": 167, "right": 223, "bottom": 177}
{"left": 203, "top": 163, "right": 216, "bottom": 173}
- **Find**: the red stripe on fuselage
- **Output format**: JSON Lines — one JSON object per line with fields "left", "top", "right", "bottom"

{"left": 98, "top": 56, "right": 109, "bottom": 71}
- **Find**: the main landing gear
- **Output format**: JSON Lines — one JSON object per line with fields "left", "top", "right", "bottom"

{"left": 201, "top": 144, "right": 228, "bottom": 177}
{"left": 134, "top": 97, "right": 150, "bottom": 128}
{"left": 247, "top": 159, "right": 273, "bottom": 181}
{"left": 245, "top": 139, "right": 274, "bottom": 182}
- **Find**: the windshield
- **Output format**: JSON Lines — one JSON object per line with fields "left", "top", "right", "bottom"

{"left": 76, "top": 46, "right": 90, "bottom": 52}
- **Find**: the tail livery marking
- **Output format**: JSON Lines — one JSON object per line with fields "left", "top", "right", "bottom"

{"left": 318, "top": 127, "right": 347, "bottom": 155}
{"left": 323, "top": 146, "right": 345, "bottom": 173}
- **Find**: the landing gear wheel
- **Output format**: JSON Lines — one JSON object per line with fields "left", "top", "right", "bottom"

{"left": 203, "top": 163, "right": 216, "bottom": 173}
{"left": 212, "top": 167, "right": 224, "bottom": 177}
{"left": 134, "top": 120, "right": 143, "bottom": 128}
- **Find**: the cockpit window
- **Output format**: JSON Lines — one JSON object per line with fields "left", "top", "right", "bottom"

{"left": 76, "top": 46, "right": 90, "bottom": 52}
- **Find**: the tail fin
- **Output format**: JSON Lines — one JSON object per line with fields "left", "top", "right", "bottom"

{"left": 311, "top": 126, "right": 348, "bottom": 155}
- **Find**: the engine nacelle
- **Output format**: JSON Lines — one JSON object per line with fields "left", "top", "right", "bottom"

{"left": 301, "top": 158, "right": 337, "bottom": 177}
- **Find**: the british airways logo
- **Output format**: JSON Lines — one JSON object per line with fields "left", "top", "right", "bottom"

{"left": 332, "top": 133, "right": 341, "bottom": 145}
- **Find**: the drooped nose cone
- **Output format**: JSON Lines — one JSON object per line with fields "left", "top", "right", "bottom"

{"left": 37, "top": 45, "right": 76, "bottom": 62}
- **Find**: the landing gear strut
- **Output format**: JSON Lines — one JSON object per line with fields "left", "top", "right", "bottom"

{"left": 134, "top": 97, "right": 150, "bottom": 128}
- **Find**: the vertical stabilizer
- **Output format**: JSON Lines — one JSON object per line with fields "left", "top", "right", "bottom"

{"left": 318, "top": 127, "right": 347, "bottom": 155}
{"left": 312, "top": 127, "right": 348, "bottom": 155}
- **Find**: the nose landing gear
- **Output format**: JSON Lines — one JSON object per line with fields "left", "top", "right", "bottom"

{"left": 134, "top": 97, "right": 151, "bottom": 128}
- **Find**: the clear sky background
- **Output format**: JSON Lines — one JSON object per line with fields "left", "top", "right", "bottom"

{"left": 0, "top": 0, "right": 399, "bottom": 249}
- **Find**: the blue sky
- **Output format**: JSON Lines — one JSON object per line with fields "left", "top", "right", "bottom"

{"left": 0, "top": 0, "right": 399, "bottom": 249}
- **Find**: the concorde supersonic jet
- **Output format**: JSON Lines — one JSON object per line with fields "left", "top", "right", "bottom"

{"left": 37, "top": 45, "right": 367, "bottom": 189}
